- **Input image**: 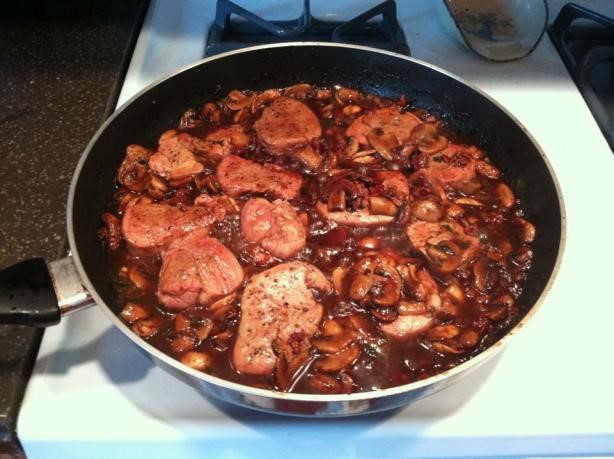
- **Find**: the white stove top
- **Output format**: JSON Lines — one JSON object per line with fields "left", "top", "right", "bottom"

{"left": 19, "top": 1, "right": 614, "bottom": 458}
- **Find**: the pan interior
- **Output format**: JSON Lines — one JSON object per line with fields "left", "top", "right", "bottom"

{"left": 70, "top": 44, "right": 561, "bottom": 390}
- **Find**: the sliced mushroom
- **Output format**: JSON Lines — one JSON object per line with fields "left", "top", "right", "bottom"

{"left": 369, "top": 196, "right": 398, "bottom": 216}
{"left": 357, "top": 236, "right": 383, "bottom": 250}
{"left": 118, "top": 144, "right": 151, "bottom": 192}
{"left": 171, "top": 334, "right": 196, "bottom": 353}
{"left": 371, "top": 306, "right": 399, "bottom": 322}
{"left": 120, "top": 302, "right": 151, "bottom": 324}
{"left": 458, "top": 329, "right": 480, "bottom": 348}
{"left": 342, "top": 105, "right": 362, "bottom": 116}
{"left": 366, "top": 130, "right": 397, "bottom": 160}
{"left": 496, "top": 183, "right": 515, "bottom": 208}
{"left": 397, "top": 300, "right": 427, "bottom": 315}
{"left": 132, "top": 316, "right": 163, "bottom": 338}
{"left": 180, "top": 351, "right": 211, "bottom": 371}
{"left": 99, "top": 213, "right": 122, "bottom": 250}
{"left": 455, "top": 197, "right": 484, "bottom": 206}
{"left": 431, "top": 340, "right": 464, "bottom": 355}
{"left": 292, "top": 144, "right": 323, "bottom": 171}
{"left": 349, "top": 274, "right": 376, "bottom": 301}
{"left": 346, "top": 136, "right": 359, "bottom": 157}
{"left": 314, "top": 343, "right": 361, "bottom": 372}
{"left": 331, "top": 267, "right": 348, "bottom": 296}
{"left": 308, "top": 372, "right": 344, "bottom": 394}
{"left": 208, "top": 293, "right": 237, "bottom": 321}
{"left": 201, "top": 102, "right": 221, "bottom": 124}
{"left": 476, "top": 160, "right": 500, "bottom": 179}
{"left": 411, "top": 199, "right": 442, "bottom": 222}
{"left": 335, "top": 86, "right": 360, "bottom": 104}
{"left": 311, "top": 328, "right": 358, "bottom": 354}
{"left": 322, "top": 318, "right": 344, "bottom": 337}
{"left": 146, "top": 175, "right": 169, "bottom": 200}
{"left": 284, "top": 83, "right": 312, "bottom": 99}
{"left": 251, "top": 89, "right": 281, "bottom": 113}
{"left": 515, "top": 217, "right": 536, "bottom": 243}
{"left": 328, "top": 187, "right": 347, "bottom": 212}
{"left": 226, "top": 90, "right": 252, "bottom": 111}
{"left": 314, "top": 88, "right": 333, "bottom": 100}
{"left": 426, "top": 324, "right": 460, "bottom": 341}
{"left": 444, "top": 280, "right": 465, "bottom": 304}
{"left": 128, "top": 265, "right": 150, "bottom": 291}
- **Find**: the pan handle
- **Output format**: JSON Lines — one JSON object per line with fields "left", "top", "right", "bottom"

{"left": 0, "top": 256, "right": 96, "bottom": 327}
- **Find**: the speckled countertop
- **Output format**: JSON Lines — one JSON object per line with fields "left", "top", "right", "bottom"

{"left": 0, "top": 0, "right": 148, "bottom": 454}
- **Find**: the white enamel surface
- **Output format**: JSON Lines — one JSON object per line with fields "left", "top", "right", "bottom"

{"left": 19, "top": 1, "right": 614, "bottom": 458}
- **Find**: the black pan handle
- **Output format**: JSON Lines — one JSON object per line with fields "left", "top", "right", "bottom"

{"left": 0, "top": 256, "right": 95, "bottom": 327}
{"left": 0, "top": 258, "right": 60, "bottom": 326}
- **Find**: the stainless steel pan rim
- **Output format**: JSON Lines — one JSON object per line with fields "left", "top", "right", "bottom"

{"left": 67, "top": 42, "right": 566, "bottom": 405}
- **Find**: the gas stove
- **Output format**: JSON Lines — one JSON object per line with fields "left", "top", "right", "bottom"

{"left": 18, "top": 1, "right": 614, "bottom": 458}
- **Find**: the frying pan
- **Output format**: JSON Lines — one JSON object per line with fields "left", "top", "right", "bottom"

{"left": 0, "top": 43, "right": 565, "bottom": 416}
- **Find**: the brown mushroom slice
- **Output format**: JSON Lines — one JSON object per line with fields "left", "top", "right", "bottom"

{"left": 366, "top": 130, "right": 398, "bottom": 160}
{"left": 99, "top": 213, "right": 122, "bottom": 250}
{"left": 397, "top": 300, "right": 427, "bottom": 315}
{"left": 458, "top": 330, "right": 480, "bottom": 349}
{"left": 322, "top": 319, "right": 344, "bottom": 337}
{"left": 371, "top": 306, "right": 399, "bottom": 322}
{"left": 380, "top": 314, "right": 433, "bottom": 338}
{"left": 411, "top": 199, "right": 443, "bottom": 222}
{"left": 369, "top": 196, "right": 398, "bottom": 216}
{"left": 128, "top": 265, "right": 150, "bottom": 291}
{"left": 120, "top": 302, "right": 151, "bottom": 324}
{"left": 335, "top": 86, "right": 361, "bottom": 104}
{"left": 292, "top": 144, "right": 323, "bottom": 170}
{"left": 146, "top": 175, "right": 169, "bottom": 200}
{"left": 316, "top": 201, "right": 395, "bottom": 227}
{"left": 328, "top": 188, "right": 347, "bottom": 212}
{"left": 372, "top": 273, "right": 402, "bottom": 306}
{"left": 132, "top": 316, "right": 164, "bottom": 338}
{"left": 331, "top": 267, "right": 348, "bottom": 296}
{"left": 308, "top": 372, "right": 344, "bottom": 394}
{"left": 410, "top": 123, "right": 438, "bottom": 142}
{"left": 118, "top": 144, "right": 151, "bottom": 191}
{"left": 455, "top": 197, "right": 484, "bottom": 207}
{"left": 208, "top": 293, "right": 237, "bottom": 322}
{"left": 311, "top": 328, "right": 358, "bottom": 354}
{"left": 515, "top": 217, "right": 536, "bottom": 243}
{"left": 431, "top": 340, "right": 464, "bottom": 355}
{"left": 171, "top": 334, "right": 196, "bottom": 353}
{"left": 349, "top": 274, "right": 376, "bottom": 301}
{"left": 496, "top": 183, "right": 515, "bottom": 208}
{"left": 201, "top": 103, "right": 220, "bottom": 124}
{"left": 251, "top": 89, "right": 281, "bottom": 112}
{"left": 357, "top": 236, "right": 384, "bottom": 250}
{"left": 284, "top": 83, "right": 312, "bottom": 99}
{"left": 314, "top": 343, "right": 361, "bottom": 373}
{"left": 342, "top": 105, "right": 362, "bottom": 116}
{"left": 426, "top": 324, "right": 460, "bottom": 341}
{"left": 476, "top": 160, "right": 501, "bottom": 179}
{"left": 418, "top": 135, "right": 448, "bottom": 154}
{"left": 180, "top": 351, "right": 212, "bottom": 371}
{"left": 226, "top": 90, "right": 253, "bottom": 110}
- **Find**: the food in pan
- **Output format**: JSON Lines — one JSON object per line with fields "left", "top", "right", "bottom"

{"left": 99, "top": 84, "right": 535, "bottom": 394}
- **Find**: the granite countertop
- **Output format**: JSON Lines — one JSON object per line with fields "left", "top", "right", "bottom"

{"left": 0, "top": 0, "right": 148, "bottom": 455}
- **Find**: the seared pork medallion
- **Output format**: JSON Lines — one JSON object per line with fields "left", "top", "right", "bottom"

{"left": 99, "top": 84, "right": 535, "bottom": 394}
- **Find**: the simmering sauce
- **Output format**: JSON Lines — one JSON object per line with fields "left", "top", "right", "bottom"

{"left": 99, "top": 84, "right": 535, "bottom": 394}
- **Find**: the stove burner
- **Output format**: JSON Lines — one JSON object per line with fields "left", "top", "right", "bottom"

{"left": 205, "top": 0, "right": 409, "bottom": 57}
{"left": 549, "top": 3, "right": 614, "bottom": 152}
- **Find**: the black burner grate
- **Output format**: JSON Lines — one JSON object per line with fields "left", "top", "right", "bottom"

{"left": 549, "top": 3, "right": 614, "bottom": 151}
{"left": 205, "top": 0, "right": 409, "bottom": 57}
